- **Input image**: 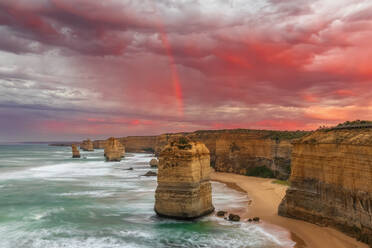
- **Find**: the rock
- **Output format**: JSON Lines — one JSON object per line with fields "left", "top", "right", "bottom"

{"left": 278, "top": 128, "right": 372, "bottom": 246}
{"left": 228, "top": 213, "right": 240, "bottom": 222}
{"left": 143, "top": 171, "right": 157, "bottom": 177}
{"left": 104, "top": 137, "right": 124, "bottom": 162}
{"left": 80, "top": 139, "right": 94, "bottom": 151}
{"left": 216, "top": 211, "right": 227, "bottom": 217}
{"left": 117, "top": 141, "right": 125, "bottom": 158}
{"left": 154, "top": 137, "right": 214, "bottom": 219}
{"left": 71, "top": 144, "right": 80, "bottom": 158}
{"left": 149, "top": 159, "right": 159, "bottom": 168}
{"left": 253, "top": 217, "right": 260, "bottom": 222}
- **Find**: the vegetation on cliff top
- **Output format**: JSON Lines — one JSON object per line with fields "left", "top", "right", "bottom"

{"left": 193, "top": 129, "right": 310, "bottom": 141}
{"left": 318, "top": 120, "right": 372, "bottom": 131}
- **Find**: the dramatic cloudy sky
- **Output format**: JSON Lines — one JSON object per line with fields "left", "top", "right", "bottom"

{"left": 0, "top": 0, "right": 371, "bottom": 141}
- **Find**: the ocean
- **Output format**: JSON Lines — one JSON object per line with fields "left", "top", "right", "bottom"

{"left": 0, "top": 144, "right": 295, "bottom": 248}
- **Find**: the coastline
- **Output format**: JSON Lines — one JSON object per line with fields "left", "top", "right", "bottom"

{"left": 211, "top": 172, "right": 368, "bottom": 248}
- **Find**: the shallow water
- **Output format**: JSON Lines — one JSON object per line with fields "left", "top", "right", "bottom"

{"left": 0, "top": 144, "right": 295, "bottom": 248}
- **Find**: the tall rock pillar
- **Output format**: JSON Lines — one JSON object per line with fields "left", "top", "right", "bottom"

{"left": 155, "top": 137, "right": 214, "bottom": 219}
{"left": 104, "top": 137, "right": 125, "bottom": 161}
{"left": 71, "top": 144, "right": 80, "bottom": 158}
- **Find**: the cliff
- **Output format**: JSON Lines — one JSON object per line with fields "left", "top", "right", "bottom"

{"left": 188, "top": 130, "right": 296, "bottom": 180}
{"left": 152, "top": 130, "right": 305, "bottom": 180}
{"left": 119, "top": 136, "right": 157, "bottom": 153}
{"left": 278, "top": 128, "right": 372, "bottom": 246}
{"left": 155, "top": 137, "right": 214, "bottom": 219}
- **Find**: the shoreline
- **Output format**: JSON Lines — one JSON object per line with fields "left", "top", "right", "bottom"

{"left": 211, "top": 172, "right": 368, "bottom": 248}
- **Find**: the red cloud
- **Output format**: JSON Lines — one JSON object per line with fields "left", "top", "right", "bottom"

{"left": 0, "top": 0, "right": 371, "bottom": 141}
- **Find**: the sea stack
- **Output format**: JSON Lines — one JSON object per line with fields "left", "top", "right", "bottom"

{"left": 154, "top": 137, "right": 214, "bottom": 219}
{"left": 80, "top": 139, "right": 94, "bottom": 151}
{"left": 104, "top": 137, "right": 125, "bottom": 161}
{"left": 278, "top": 127, "right": 372, "bottom": 245}
{"left": 71, "top": 144, "right": 80, "bottom": 158}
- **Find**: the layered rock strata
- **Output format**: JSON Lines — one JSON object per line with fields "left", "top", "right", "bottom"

{"left": 80, "top": 139, "right": 94, "bottom": 151}
{"left": 278, "top": 128, "right": 372, "bottom": 246}
{"left": 92, "top": 129, "right": 307, "bottom": 179}
{"left": 71, "top": 144, "right": 80, "bottom": 158}
{"left": 104, "top": 137, "right": 125, "bottom": 161}
{"left": 155, "top": 137, "right": 214, "bottom": 219}
{"left": 119, "top": 136, "right": 157, "bottom": 153}
{"left": 151, "top": 130, "right": 303, "bottom": 179}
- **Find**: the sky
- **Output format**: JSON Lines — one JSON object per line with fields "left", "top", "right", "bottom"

{"left": 0, "top": 0, "right": 371, "bottom": 142}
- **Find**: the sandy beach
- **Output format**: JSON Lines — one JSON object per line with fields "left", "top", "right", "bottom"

{"left": 211, "top": 172, "right": 369, "bottom": 248}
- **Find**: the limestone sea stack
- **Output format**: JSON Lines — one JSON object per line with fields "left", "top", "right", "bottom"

{"left": 80, "top": 139, "right": 94, "bottom": 151}
{"left": 71, "top": 144, "right": 80, "bottom": 158}
{"left": 104, "top": 137, "right": 125, "bottom": 161}
{"left": 278, "top": 127, "right": 372, "bottom": 245}
{"left": 154, "top": 137, "right": 214, "bottom": 219}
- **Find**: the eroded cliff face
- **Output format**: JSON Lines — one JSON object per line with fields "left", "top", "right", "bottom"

{"left": 189, "top": 130, "right": 293, "bottom": 179}
{"left": 279, "top": 128, "right": 372, "bottom": 246}
{"left": 155, "top": 137, "right": 214, "bottom": 219}
{"left": 152, "top": 130, "right": 298, "bottom": 180}
{"left": 119, "top": 136, "right": 157, "bottom": 153}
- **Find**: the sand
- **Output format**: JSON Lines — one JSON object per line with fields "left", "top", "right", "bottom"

{"left": 211, "top": 172, "right": 369, "bottom": 248}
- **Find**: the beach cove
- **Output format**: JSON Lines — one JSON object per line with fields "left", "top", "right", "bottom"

{"left": 211, "top": 172, "right": 369, "bottom": 248}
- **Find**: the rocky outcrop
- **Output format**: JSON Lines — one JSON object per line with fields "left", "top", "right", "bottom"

{"left": 104, "top": 137, "right": 125, "bottom": 161}
{"left": 80, "top": 139, "right": 94, "bottom": 151}
{"left": 149, "top": 159, "right": 159, "bottom": 167}
{"left": 93, "top": 140, "right": 106, "bottom": 149}
{"left": 279, "top": 128, "right": 372, "bottom": 246}
{"left": 71, "top": 144, "right": 80, "bottom": 158}
{"left": 154, "top": 137, "right": 214, "bottom": 219}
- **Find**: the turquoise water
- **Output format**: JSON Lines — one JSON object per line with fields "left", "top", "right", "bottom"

{"left": 0, "top": 144, "right": 295, "bottom": 248}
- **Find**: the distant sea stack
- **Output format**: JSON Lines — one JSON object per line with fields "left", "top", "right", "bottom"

{"left": 155, "top": 137, "right": 214, "bottom": 219}
{"left": 104, "top": 137, "right": 125, "bottom": 161}
{"left": 278, "top": 126, "right": 372, "bottom": 245}
{"left": 71, "top": 144, "right": 80, "bottom": 158}
{"left": 80, "top": 139, "right": 94, "bottom": 151}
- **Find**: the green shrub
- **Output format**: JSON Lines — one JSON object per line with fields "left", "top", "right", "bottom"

{"left": 272, "top": 180, "right": 290, "bottom": 186}
{"left": 246, "top": 166, "right": 275, "bottom": 178}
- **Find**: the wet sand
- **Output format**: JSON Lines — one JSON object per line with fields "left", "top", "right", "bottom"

{"left": 211, "top": 172, "right": 368, "bottom": 248}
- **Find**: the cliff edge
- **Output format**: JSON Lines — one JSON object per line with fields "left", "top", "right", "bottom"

{"left": 278, "top": 128, "right": 372, "bottom": 246}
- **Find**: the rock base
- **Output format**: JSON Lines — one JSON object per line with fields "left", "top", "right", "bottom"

{"left": 155, "top": 181, "right": 214, "bottom": 219}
